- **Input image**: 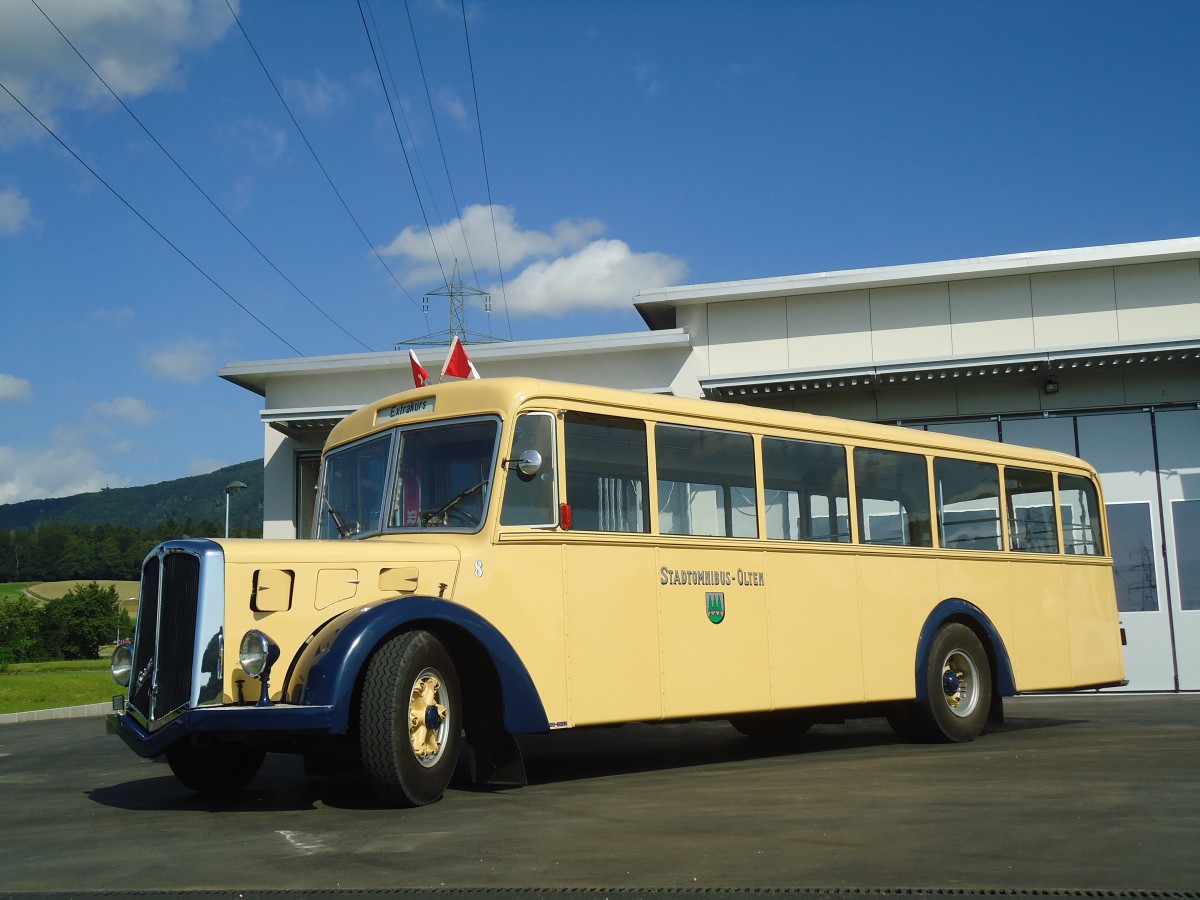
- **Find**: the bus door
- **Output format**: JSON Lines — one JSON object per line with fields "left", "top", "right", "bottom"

{"left": 558, "top": 411, "right": 661, "bottom": 726}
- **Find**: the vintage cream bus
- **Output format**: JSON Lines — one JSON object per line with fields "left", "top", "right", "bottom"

{"left": 108, "top": 377, "right": 1125, "bottom": 806}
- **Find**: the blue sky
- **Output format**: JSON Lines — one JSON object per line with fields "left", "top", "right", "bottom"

{"left": 1, "top": 0, "right": 1198, "bottom": 504}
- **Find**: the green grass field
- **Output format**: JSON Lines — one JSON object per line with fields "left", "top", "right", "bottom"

{"left": 0, "top": 582, "right": 37, "bottom": 603}
{"left": 1, "top": 581, "right": 135, "bottom": 713}
{"left": 0, "top": 659, "right": 118, "bottom": 715}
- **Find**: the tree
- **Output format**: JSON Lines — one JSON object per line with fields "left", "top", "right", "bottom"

{"left": 0, "top": 594, "right": 45, "bottom": 666}
{"left": 40, "top": 581, "right": 120, "bottom": 660}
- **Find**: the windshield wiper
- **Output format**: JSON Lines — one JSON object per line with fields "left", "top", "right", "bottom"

{"left": 419, "top": 480, "right": 487, "bottom": 527}
{"left": 324, "top": 499, "right": 355, "bottom": 538}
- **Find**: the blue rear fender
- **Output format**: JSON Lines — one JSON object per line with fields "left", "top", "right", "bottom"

{"left": 913, "top": 599, "right": 1017, "bottom": 702}
{"left": 288, "top": 596, "right": 550, "bottom": 736}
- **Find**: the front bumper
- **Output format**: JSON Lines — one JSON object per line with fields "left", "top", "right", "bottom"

{"left": 107, "top": 703, "right": 338, "bottom": 758}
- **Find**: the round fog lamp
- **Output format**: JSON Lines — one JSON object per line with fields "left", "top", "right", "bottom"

{"left": 110, "top": 641, "right": 134, "bottom": 687}
{"left": 239, "top": 629, "right": 276, "bottom": 678}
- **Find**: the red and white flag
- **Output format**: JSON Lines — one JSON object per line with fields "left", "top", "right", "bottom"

{"left": 441, "top": 335, "right": 480, "bottom": 380}
{"left": 409, "top": 349, "right": 430, "bottom": 387}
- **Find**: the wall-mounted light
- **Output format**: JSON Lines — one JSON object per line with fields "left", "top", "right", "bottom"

{"left": 1043, "top": 376, "right": 1060, "bottom": 395}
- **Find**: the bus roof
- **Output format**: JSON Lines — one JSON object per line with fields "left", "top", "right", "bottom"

{"left": 325, "top": 377, "right": 1094, "bottom": 474}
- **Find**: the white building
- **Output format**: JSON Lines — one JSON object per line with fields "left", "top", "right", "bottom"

{"left": 221, "top": 235, "right": 1200, "bottom": 692}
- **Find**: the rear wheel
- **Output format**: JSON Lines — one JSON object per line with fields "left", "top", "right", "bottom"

{"left": 359, "top": 630, "right": 461, "bottom": 807}
{"left": 166, "top": 739, "right": 265, "bottom": 794}
{"left": 892, "top": 622, "right": 992, "bottom": 743}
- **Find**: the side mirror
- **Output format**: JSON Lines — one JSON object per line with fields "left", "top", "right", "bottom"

{"left": 515, "top": 449, "right": 542, "bottom": 477}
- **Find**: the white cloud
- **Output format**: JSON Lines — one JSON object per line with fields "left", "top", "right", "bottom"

{"left": 144, "top": 337, "right": 215, "bottom": 383}
{"left": 0, "top": 373, "right": 32, "bottom": 402}
{"left": 222, "top": 118, "right": 287, "bottom": 165}
{"left": 0, "top": 0, "right": 238, "bottom": 142}
{"left": 0, "top": 188, "right": 32, "bottom": 236}
{"left": 380, "top": 204, "right": 604, "bottom": 287}
{"left": 379, "top": 204, "right": 686, "bottom": 315}
{"left": 91, "top": 396, "right": 156, "bottom": 425}
{"left": 497, "top": 239, "right": 688, "bottom": 316}
{"left": 632, "top": 62, "right": 666, "bottom": 97}
{"left": 0, "top": 432, "right": 126, "bottom": 504}
{"left": 187, "top": 456, "right": 227, "bottom": 476}
{"left": 283, "top": 71, "right": 349, "bottom": 117}
{"left": 434, "top": 86, "right": 468, "bottom": 125}
{"left": 88, "top": 305, "right": 134, "bottom": 323}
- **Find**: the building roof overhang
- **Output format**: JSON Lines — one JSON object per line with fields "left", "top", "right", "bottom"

{"left": 220, "top": 328, "right": 692, "bottom": 397}
{"left": 261, "top": 406, "right": 360, "bottom": 438}
{"left": 700, "top": 338, "right": 1200, "bottom": 400}
{"left": 636, "top": 236, "right": 1200, "bottom": 330}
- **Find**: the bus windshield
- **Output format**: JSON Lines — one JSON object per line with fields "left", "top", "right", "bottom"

{"left": 316, "top": 418, "right": 500, "bottom": 539}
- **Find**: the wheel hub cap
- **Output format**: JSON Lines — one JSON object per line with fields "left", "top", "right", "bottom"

{"left": 409, "top": 671, "right": 448, "bottom": 766}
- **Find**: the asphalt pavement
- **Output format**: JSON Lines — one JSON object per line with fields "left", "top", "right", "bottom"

{"left": 0, "top": 694, "right": 1197, "bottom": 899}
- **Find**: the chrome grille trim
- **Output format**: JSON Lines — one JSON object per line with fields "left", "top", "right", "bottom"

{"left": 125, "top": 540, "right": 226, "bottom": 731}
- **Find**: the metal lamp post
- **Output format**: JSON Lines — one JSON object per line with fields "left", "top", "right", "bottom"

{"left": 224, "top": 481, "right": 248, "bottom": 537}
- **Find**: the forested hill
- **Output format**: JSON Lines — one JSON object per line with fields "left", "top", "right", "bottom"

{"left": 0, "top": 460, "right": 264, "bottom": 532}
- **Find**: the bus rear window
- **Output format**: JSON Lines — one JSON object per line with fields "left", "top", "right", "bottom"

{"left": 1060, "top": 473, "right": 1104, "bottom": 556}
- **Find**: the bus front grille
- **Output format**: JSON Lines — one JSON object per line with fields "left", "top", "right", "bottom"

{"left": 128, "top": 549, "right": 202, "bottom": 727}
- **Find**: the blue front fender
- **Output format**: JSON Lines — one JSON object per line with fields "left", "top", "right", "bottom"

{"left": 293, "top": 596, "right": 550, "bottom": 736}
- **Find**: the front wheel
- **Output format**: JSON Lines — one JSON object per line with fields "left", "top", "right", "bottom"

{"left": 359, "top": 630, "right": 462, "bottom": 807}
{"left": 894, "top": 622, "right": 992, "bottom": 743}
{"left": 165, "top": 739, "right": 265, "bottom": 794}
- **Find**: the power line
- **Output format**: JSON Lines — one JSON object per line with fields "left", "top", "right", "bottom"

{"left": 0, "top": 78, "right": 303, "bottom": 356}
{"left": 362, "top": 0, "right": 446, "bottom": 246}
{"left": 223, "top": 0, "right": 426, "bottom": 323}
{"left": 355, "top": 0, "right": 450, "bottom": 291}
{"left": 402, "top": 0, "right": 484, "bottom": 292}
{"left": 460, "top": 0, "right": 514, "bottom": 341}
{"left": 29, "top": 0, "right": 375, "bottom": 353}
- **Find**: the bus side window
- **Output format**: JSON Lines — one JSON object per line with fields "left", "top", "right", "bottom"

{"left": 1005, "top": 467, "right": 1058, "bottom": 553}
{"left": 1060, "top": 473, "right": 1104, "bottom": 556}
{"left": 564, "top": 412, "right": 649, "bottom": 533}
{"left": 853, "top": 447, "right": 933, "bottom": 547}
{"left": 762, "top": 436, "right": 850, "bottom": 542}
{"left": 655, "top": 424, "right": 758, "bottom": 538}
{"left": 935, "top": 457, "right": 1002, "bottom": 551}
{"left": 500, "top": 412, "right": 557, "bottom": 526}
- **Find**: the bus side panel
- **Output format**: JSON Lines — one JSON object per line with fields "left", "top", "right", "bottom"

{"left": 935, "top": 555, "right": 1016, "bottom": 669}
{"left": 1007, "top": 559, "right": 1072, "bottom": 690}
{"left": 1064, "top": 562, "right": 1126, "bottom": 688}
{"left": 765, "top": 548, "right": 865, "bottom": 709}
{"left": 857, "top": 553, "right": 938, "bottom": 702}
{"left": 563, "top": 542, "right": 662, "bottom": 726}
{"left": 469, "top": 542, "right": 570, "bottom": 729}
{"left": 656, "top": 547, "right": 771, "bottom": 719}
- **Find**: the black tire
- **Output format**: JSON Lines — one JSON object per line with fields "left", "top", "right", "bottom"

{"left": 359, "top": 630, "right": 462, "bottom": 807}
{"left": 729, "top": 710, "right": 814, "bottom": 740}
{"left": 165, "top": 739, "right": 265, "bottom": 794}
{"left": 895, "top": 622, "right": 992, "bottom": 743}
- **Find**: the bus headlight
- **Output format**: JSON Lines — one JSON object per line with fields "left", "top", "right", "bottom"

{"left": 110, "top": 641, "right": 134, "bottom": 687}
{"left": 239, "top": 629, "right": 279, "bottom": 678}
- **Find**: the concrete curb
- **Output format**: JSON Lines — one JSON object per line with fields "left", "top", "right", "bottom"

{"left": 0, "top": 701, "right": 110, "bottom": 726}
